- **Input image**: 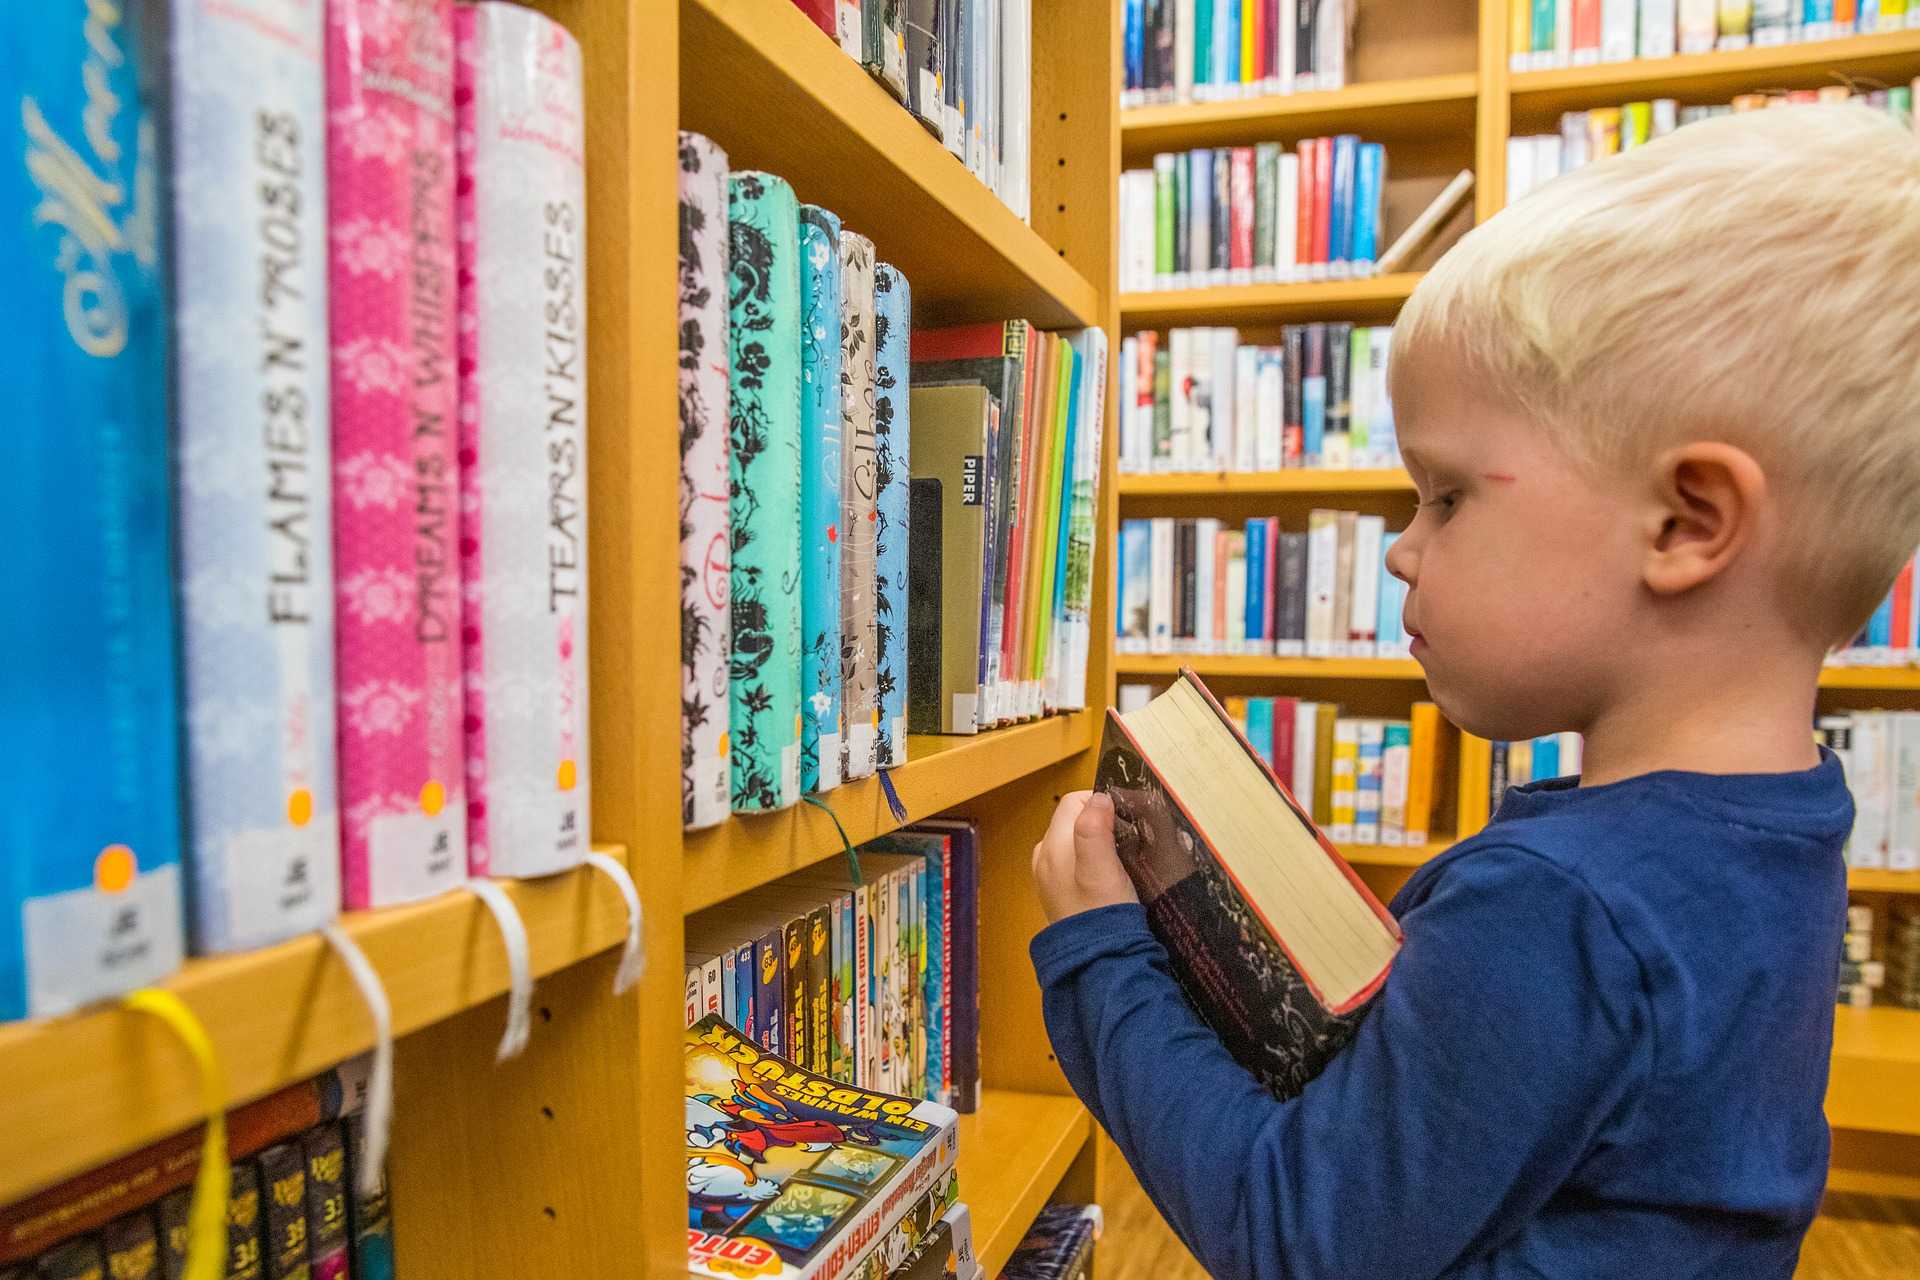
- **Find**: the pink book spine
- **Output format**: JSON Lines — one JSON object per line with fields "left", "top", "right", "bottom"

{"left": 328, "top": 0, "right": 467, "bottom": 909}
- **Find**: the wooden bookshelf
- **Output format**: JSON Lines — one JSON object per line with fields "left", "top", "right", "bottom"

{"left": 1848, "top": 868, "right": 1920, "bottom": 894}
{"left": 1116, "top": 654, "right": 1428, "bottom": 680}
{"left": 959, "top": 1090, "right": 1096, "bottom": 1276}
{"left": 1119, "top": 272, "right": 1423, "bottom": 330}
{"left": 1121, "top": 73, "right": 1479, "bottom": 155}
{"left": 1829, "top": 1005, "right": 1920, "bottom": 1137}
{"left": 1118, "top": 467, "right": 1417, "bottom": 496}
{"left": 0, "top": 853, "right": 632, "bottom": 1206}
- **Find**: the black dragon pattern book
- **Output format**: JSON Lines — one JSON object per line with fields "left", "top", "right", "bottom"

{"left": 1095, "top": 668, "right": 1402, "bottom": 1099}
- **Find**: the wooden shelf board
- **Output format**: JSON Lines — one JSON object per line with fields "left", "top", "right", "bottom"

{"left": 684, "top": 713, "right": 1093, "bottom": 913}
{"left": 1510, "top": 28, "right": 1920, "bottom": 124}
{"left": 1344, "top": 839, "right": 1456, "bottom": 869}
{"left": 958, "top": 1089, "right": 1092, "bottom": 1277}
{"left": 1121, "top": 73, "right": 1478, "bottom": 157}
{"left": 1818, "top": 666, "right": 1920, "bottom": 691}
{"left": 679, "top": 0, "right": 1099, "bottom": 330}
{"left": 1847, "top": 868, "right": 1920, "bottom": 894}
{"left": 1115, "top": 654, "right": 1428, "bottom": 680}
{"left": 1118, "top": 468, "right": 1416, "bottom": 497}
{"left": 0, "top": 849, "right": 633, "bottom": 1205}
{"left": 1119, "top": 272, "right": 1423, "bottom": 330}
{"left": 1829, "top": 1005, "right": 1920, "bottom": 1136}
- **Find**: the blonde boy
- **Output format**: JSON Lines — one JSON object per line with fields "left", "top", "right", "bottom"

{"left": 1030, "top": 106, "right": 1920, "bottom": 1279}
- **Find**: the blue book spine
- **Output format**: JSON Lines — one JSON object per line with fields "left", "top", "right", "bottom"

{"left": 1220, "top": 0, "right": 1238, "bottom": 85}
{"left": 1354, "top": 144, "right": 1384, "bottom": 264}
{"left": 874, "top": 264, "right": 913, "bottom": 765}
{"left": 1533, "top": 735, "right": 1561, "bottom": 783}
{"left": 1053, "top": 347, "right": 1084, "bottom": 629}
{"left": 799, "top": 206, "right": 846, "bottom": 793}
{"left": 2, "top": 0, "right": 187, "bottom": 1018}
{"left": 1244, "top": 517, "right": 1267, "bottom": 645}
{"left": 1247, "top": 698, "right": 1275, "bottom": 767}
{"left": 1304, "top": 377, "right": 1327, "bottom": 460}
{"left": 1811, "top": 0, "right": 1833, "bottom": 22}
{"left": 1868, "top": 591, "right": 1895, "bottom": 648}
{"left": 171, "top": 0, "right": 340, "bottom": 953}
{"left": 1330, "top": 135, "right": 1358, "bottom": 265}
{"left": 1376, "top": 532, "right": 1403, "bottom": 648}
{"left": 1125, "top": 0, "right": 1142, "bottom": 90}
{"left": 920, "top": 852, "right": 943, "bottom": 1101}
{"left": 1190, "top": 148, "right": 1212, "bottom": 270}
{"left": 1120, "top": 519, "right": 1151, "bottom": 642}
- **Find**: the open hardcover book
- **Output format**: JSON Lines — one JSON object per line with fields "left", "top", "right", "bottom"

{"left": 1095, "top": 669, "right": 1403, "bottom": 1098}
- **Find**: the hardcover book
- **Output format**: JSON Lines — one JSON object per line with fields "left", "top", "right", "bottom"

{"left": 685, "top": 1014, "right": 959, "bottom": 1280}
{"left": 727, "top": 172, "right": 806, "bottom": 813}
{"left": 873, "top": 265, "right": 914, "bottom": 767}
{"left": 679, "top": 132, "right": 734, "bottom": 830}
{"left": 839, "top": 233, "right": 881, "bottom": 781}
{"left": 1058, "top": 329, "right": 1109, "bottom": 711}
{"left": 101, "top": 1213, "right": 158, "bottom": 1280}
{"left": 1001, "top": 1205, "right": 1102, "bottom": 1280}
{"left": 1095, "top": 670, "right": 1401, "bottom": 1098}
{"left": 164, "top": 0, "right": 342, "bottom": 952}
{"left": 455, "top": 1, "right": 591, "bottom": 876}
{"left": 800, "top": 206, "right": 847, "bottom": 794}
{"left": 346, "top": 1114, "right": 394, "bottom": 1280}
{"left": 908, "top": 386, "right": 996, "bottom": 734}
{"left": 328, "top": 0, "right": 467, "bottom": 909}
{"left": 258, "top": 1141, "right": 311, "bottom": 1280}
{"left": 301, "top": 1125, "right": 351, "bottom": 1280}
{"left": 2, "top": 0, "right": 187, "bottom": 1018}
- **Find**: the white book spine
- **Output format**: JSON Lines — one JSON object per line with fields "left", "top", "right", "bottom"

{"left": 1149, "top": 517, "right": 1174, "bottom": 653}
{"left": 1641, "top": 0, "right": 1679, "bottom": 56}
{"left": 1555, "top": 0, "right": 1573, "bottom": 61}
{"left": 1226, "top": 540, "right": 1247, "bottom": 652}
{"left": 1602, "top": 0, "right": 1638, "bottom": 58}
{"left": 1292, "top": 700, "right": 1318, "bottom": 813}
{"left": 1349, "top": 516, "right": 1383, "bottom": 644}
{"left": 1190, "top": 327, "right": 1214, "bottom": 468}
{"left": 1256, "top": 348, "right": 1284, "bottom": 471}
{"left": 1193, "top": 518, "right": 1219, "bottom": 653}
{"left": 1850, "top": 711, "right": 1891, "bottom": 869}
{"left": 1679, "top": 0, "right": 1718, "bottom": 51}
{"left": 1119, "top": 336, "right": 1140, "bottom": 469}
{"left": 1277, "top": 154, "right": 1299, "bottom": 278}
{"left": 1305, "top": 510, "right": 1338, "bottom": 656}
{"left": 1380, "top": 735, "right": 1410, "bottom": 845}
{"left": 1893, "top": 713, "right": 1920, "bottom": 871}
{"left": 1170, "top": 328, "right": 1193, "bottom": 468}
{"left": 1213, "top": 328, "right": 1238, "bottom": 469}
{"left": 1506, "top": 136, "right": 1535, "bottom": 206}
{"left": 1234, "top": 345, "right": 1259, "bottom": 471}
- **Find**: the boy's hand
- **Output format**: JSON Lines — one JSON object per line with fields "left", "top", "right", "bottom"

{"left": 1032, "top": 790, "right": 1139, "bottom": 924}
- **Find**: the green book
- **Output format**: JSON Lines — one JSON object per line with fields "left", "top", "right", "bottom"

{"left": 1029, "top": 345, "right": 1076, "bottom": 683}
{"left": 726, "top": 172, "right": 804, "bottom": 814}
{"left": 1154, "top": 153, "right": 1175, "bottom": 278}
{"left": 1349, "top": 326, "right": 1372, "bottom": 461}
{"left": 1532, "top": 0, "right": 1555, "bottom": 54}
{"left": 1153, "top": 348, "right": 1172, "bottom": 464}
{"left": 1194, "top": 0, "right": 1213, "bottom": 88}
{"left": 1254, "top": 142, "right": 1279, "bottom": 273}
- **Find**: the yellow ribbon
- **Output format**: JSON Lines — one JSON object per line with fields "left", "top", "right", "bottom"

{"left": 122, "top": 989, "right": 229, "bottom": 1280}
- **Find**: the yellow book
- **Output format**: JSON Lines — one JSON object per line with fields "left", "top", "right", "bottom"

{"left": 1457, "top": 732, "right": 1492, "bottom": 837}
{"left": 1511, "top": 0, "right": 1533, "bottom": 66}
{"left": 1330, "top": 719, "right": 1360, "bottom": 843}
{"left": 1405, "top": 702, "right": 1442, "bottom": 846}
{"left": 1587, "top": 106, "right": 1622, "bottom": 158}
{"left": 1241, "top": 0, "right": 1256, "bottom": 87}
{"left": 1312, "top": 702, "right": 1340, "bottom": 827}
{"left": 1225, "top": 695, "right": 1250, "bottom": 738}
{"left": 1621, "top": 101, "right": 1652, "bottom": 149}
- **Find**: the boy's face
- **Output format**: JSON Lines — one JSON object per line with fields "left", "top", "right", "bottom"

{"left": 1386, "top": 353, "right": 1644, "bottom": 742}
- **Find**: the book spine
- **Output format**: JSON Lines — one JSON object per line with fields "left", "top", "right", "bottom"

{"left": 1347, "top": 328, "right": 1372, "bottom": 465}
{"left": 36, "top": 1240, "right": 107, "bottom": 1280}
{"left": 302, "top": 1126, "right": 350, "bottom": 1280}
{"left": 798, "top": 207, "right": 847, "bottom": 794}
{"left": 1254, "top": 143, "right": 1278, "bottom": 277}
{"left": 455, "top": 3, "right": 590, "bottom": 877}
{"left": 840, "top": 0, "right": 865, "bottom": 55}
{"left": 1328, "top": 134, "right": 1355, "bottom": 269}
{"left": 1294, "top": 142, "right": 1314, "bottom": 271}
{"left": 1532, "top": 0, "right": 1556, "bottom": 55}
{"left": 796, "top": 1124, "right": 960, "bottom": 1280}
{"left": 1305, "top": 510, "right": 1337, "bottom": 656}
{"left": 1230, "top": 148, "right": 1255, "bottom": 278}
{"left": 1311, "top": 136, "right": 1332, "bottom": 269}
{"left": 678, "top": 133, "right": 734, "bottom": 831}
{"left": 874, "top": 265, "right": 914, "bottom": 764}
{"left": 784, "top": 917, "right": 809, "bottom": 1070}
{"left": 1572, "top": 0, "right": 1602, "bottom": 58}
{"left": 1348, "top": 515, "right": 1382, "bottom": 650}
{"left": 1641, "top": 0, "right": 1678, "bottom": 55}
{"left": 1330, "top": 720, "right": 1359, "bottom": 842}
{"left": 1193, "top": 519, "right": 1217, "bottom": 653}
{"left": 1120, "top": 521, "right": 1151, "bottom": 649}
{"left": 906, "top": 0, "right": 945, "bottom": 132}
{"left": 1511, "top": 0, "right": 1533, "bottom": 66}
{"left": 1302, "top": 324, "right": 1326, "bottom": 461}
{"left": 1324, "top": 322, "right": 1352, "bottom": 468}
{"left": 839, "top": 235, "right": 882, "bottom": 780}
{"left": 1354, "top": 719, "right": 1385, "bottom": 845}
{"left": 2, "top": 0, "right": 187, "bottom": 1017}
{"left": 1404, "top": 703, "right": 1439, "bottom": 845}
{"left": 344, "top": 1117, "right": 392, "bottom": 1280}
{"left": 1353, "top": 144, "right": 1383, "bottom": 267}
{"left": 101, "top": 1212, "right": 159, "bottom": 1280}
{"left": 329, "top": 0, "right": 466, "bottom": 908}
{"left": 1189, "top": 149, "right": 1213, "bottom": 283}
{"left": 1892, "top": 714, "right": 1920, "bottom": 872}
{"left": 1277, "top": 530, "right": 1307, "bottom": 655}
{"left": 1719, "top": 0, "right": 1754, "bottom": 43}
{"left": 1154, "top": 154, "right": 1176, "bottom": 280}
{"left": 1330, "top": 511, "right": 1355, "bottom": 657}
{"left": 1296, "top": 0, "right": 1316, "bottom": 88}
{"left": 1062, "top": 330, "right": 1108, "bottom": 710}
{"left": 227, "top": 1161, "right": 267, "bottom": 1280}
{"left": 863, "top": 0, "right": 910, "bottom": 101}
{"left": 169, "top": 0, "right": 341, "bottom": 948}
{"left": 259, "top": 1143, "right": 311, "bottom": 1280}
{"left": 1679, "top": 0, "right": 1717, "bottom": 49}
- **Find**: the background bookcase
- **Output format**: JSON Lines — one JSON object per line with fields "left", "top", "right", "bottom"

{"left": 1113, "top": 0, "right": 1920, "bottom": 1229}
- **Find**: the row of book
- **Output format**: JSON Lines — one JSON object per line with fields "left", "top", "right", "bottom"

{"left": 1839, "top": 900, "right": 1920, "bottom": 1009}
{"left": 1116, "top": 512, "right": 1413, "bottom": 659}
{"left": 1834, "top": 548, "right": 1920, "bottom": 667}
{"left": 1508, "top": 87, "right": 1917, "bottom": 203}
{"left": 684, "top": 822, "right": 981, "bottom": 1109}
{"left": 0, "top": 1063, "right": 387, "bottom": 1280}
{"left": 1466, "top": 734, "right": 1588, "bottom": 825}
{"left": 1116, "top": 324, "right": 1398, "bottom": 473}
{"left": 1120, "top": 0, "right": 1353, "bottom": 105}
{"left": 1884, "top": 901, "right": 1919, "bottom": 1009}
{"left": 1002, "top": 1206, "right": 1103, "bottom": 1280}
{"left": 1508, "top": 0, "right": 1920, "bottom": 70}
{"left": 7, "top": 0, "right": 593, "bottom": 1018}
{"left": 789, "top": 0, "right": 1031, "bottom": 221}
{"left": 1817, "top": 712, "right": 1920, "bottom": 871}
{"left": 1118, "top": 137, "right": 1388, "bottom": 292}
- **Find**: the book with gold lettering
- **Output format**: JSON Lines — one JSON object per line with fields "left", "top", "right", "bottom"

{"left": 686, "top": 1014, "right": 958, "bottom": 1280}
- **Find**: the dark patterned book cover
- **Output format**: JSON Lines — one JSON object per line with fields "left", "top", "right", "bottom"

{"left": 99, "top": 1214, "right": 157, "bottom": 1280}
{"left": 1001, "top": 1205, "right": 1100, "bottom": 1280}
{"left": 872, "top": 264, "right": 912, "bottom": 767}
{"left": 257, "top": 1142, "right": 311, "bottom": 1280}
{"left": 1095, "top": 671, "right": 1398, "bottom": 1100}
{"left": 300, "top": 1125, "right": 350, "bottom": 1280}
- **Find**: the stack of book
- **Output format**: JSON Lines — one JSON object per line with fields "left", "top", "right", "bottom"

{"left": 788, "top": 0, "right": 1031, "bottom": 220}
{"left": 1121, "top": 0, "right": 1353, "bottom": 105}
{"left": 1118, "top": 136, "right": 1388, "bottom": 291}
{"left": 0, "top": 1063, "right": 387, "bottom": 1280}
{"left": 1116, "top": 510, "right": 1413, "bottom": 659}
{"left": 1508, "top": 0, "right": 1920, "bottom": 71}
{"left": 1001, "top": 1205, "right": 1103, "bottom": 1280}
{"left": 685, "top": 1015, "right": 966, "bottom": 1280}
{"left": 1816, "top": 711, "right": 1920, "bottom": 870}
{"left": 1509, "top": 88, "right": 1918, "bottom": 203}
{"left": 1887, "top": 900, "right": 1920, "bottom": 1009}
{"left": 1117, "top": 324, "right": 1397, "bottom": 473}
{"left": 684, "top": 822, "right": 982, "bottom": 1111}
{"left": 1839, "top": 902, "right": 1886, "bottom": 1008}
{"left": 6, "top": 0, "right": 597, "bottom": 1020}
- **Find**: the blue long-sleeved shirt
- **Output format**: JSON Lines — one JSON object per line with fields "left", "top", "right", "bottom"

{"left": 1033, "top": 754, "right": 1852, "bottom": 1279}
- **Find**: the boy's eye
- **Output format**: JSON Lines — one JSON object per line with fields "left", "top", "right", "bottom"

{"left": 1419, "top": 490, "right": 1461, "bottom": 517}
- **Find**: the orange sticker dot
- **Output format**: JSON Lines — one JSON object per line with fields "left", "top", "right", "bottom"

{"left": 556, "top": 759, "right": 578, "bottom": 791}
{"left": 287, "top": 788, "right": 314, "bottom": 827}
{"left": 95, "top": 844, "right": 136, "bottom": 894}
{"left": 794, "top": 714, "right": 803, "bottom": 737}
{"left": 420, "top": 780, "right": 446, "bottom": 816}
{"left": 871, "top": 708, "right": 881, "bottom": 726}
{"left": 717, "top": 731, "right": 730, "bottom": 757}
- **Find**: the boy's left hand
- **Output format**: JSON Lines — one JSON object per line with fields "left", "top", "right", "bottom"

{"left": 1032, "top": 790, "right": 1139, "bottom": 924}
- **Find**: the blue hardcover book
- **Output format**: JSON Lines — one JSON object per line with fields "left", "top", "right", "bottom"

{"left": 168, "top": 0, "right": 340, "bottom": 953}
{"left": 1124, "top": 0, "right": 1143, "bottom": 91}
{"left": 799, "top": 206, "right": 846, "bottom": 794}
{"left": 2, "top": 0, "right": 187, "bottom": 1018}
{"left": 1375, "top": 532, "right": 1407, "bottom": 652}
{"left": 1246, "top": 697, "right": 1276, "bottom": 767}
{"left": 1119, "top": 519, "right": 1151, "bottom": 648}
{"left": 1354, "top": 144, "right": 1385, "bottom": 265}
{"left": 1303, "top": 326, "right": 1328, "bottom": 459}
{"left": 874, "top": 263, "right": 913, "bottom": 766}
{"left": 1051, "top": 346, "right": 1084, "bottom": 651}
{"left": 1533, "top": 735, "right": 1561, "bottom": 783}
{"left": 1219, "top": 0, "right": 1238, "bottom": 87}
{"left": 1867, "top": 591, "right": 1894, "bottom": 648}
{"left": 1244, "top": 517, "right": 1267, "bottom": 647}
{"left": 1330, "top": 135, "right": 1358, "bottom": 266}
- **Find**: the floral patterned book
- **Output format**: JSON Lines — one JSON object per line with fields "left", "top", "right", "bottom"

{"left": 1096, "top": 668, "right": 1402, "bottom": 1099}
{"left": 872, "top": 264, "right": 913, "bottom": 768}
{"left": 838, "top": 233, "right": 880, "bottom": 782}
{"left": 799, "top": 206, "right": 846, "bottom": 795}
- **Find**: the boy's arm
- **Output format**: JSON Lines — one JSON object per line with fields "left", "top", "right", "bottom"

{"left": 1031, "top": 843, "right": 1651, "bottom": 1280}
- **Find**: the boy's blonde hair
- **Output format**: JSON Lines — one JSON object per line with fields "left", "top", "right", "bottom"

{"left": 1394, "top": 104, "right": 1920, "bottom": 642}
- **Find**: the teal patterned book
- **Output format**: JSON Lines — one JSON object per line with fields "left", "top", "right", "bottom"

{"left": 873, "top": 263, "right": 913, "bottom": 767}
{"left": 838, "top": 232, "right": 880, "bottom": 781}
{"left": 799, "top": 205, "right": 845, "bottom": 794}
{"left": 727, "top": 172, "right": 804, "bottom": 813}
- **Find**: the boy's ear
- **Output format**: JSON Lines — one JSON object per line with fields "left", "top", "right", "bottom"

{"left": 1641, "top": 443, "right": 1767, "bottom": 597}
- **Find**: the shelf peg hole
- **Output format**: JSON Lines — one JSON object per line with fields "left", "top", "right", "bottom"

{"left": 539, "top": 1006, "right": 553, "bottom": 1023}
{"left": 541, "top": 1105, "right": 555, "bottom": 1121}
{"left": 543, "top": 1207, "right": 557, "bottom": 1221}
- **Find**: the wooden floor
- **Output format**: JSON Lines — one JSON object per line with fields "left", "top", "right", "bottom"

{"left": 1095, "top": 1141, "right": 1920, "bottom": 1279}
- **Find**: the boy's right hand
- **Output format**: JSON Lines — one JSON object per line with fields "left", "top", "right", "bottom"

{"left": 1032, "top": 790, "right": 1139, "bottom": 924}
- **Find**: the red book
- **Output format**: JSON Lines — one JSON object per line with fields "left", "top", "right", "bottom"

{"left": 1893, "top": 556, "right": 1915, "bottom": 651}
{"left": 1295, "top": 141, "right": 1315, "bottom": 266}
{"left": 1272, "top": 695, "right": 1299, "bottom": 784}
{"left": 1836, "top": 0, "right": 1858, "bottom": 22}
{"left": 1572, "top": 0, "right": 1601, "bottom": 57}
{"left": 1311, "top": 137, "right": 1333, "bottom": 266}
{"left": 1213, "top": 527, "right": 1231, "bottom": 648}
{"left": 1230, "top": 148, "right": 1256, "bottom": 271}
{"left": 1262, "top": 518, "right": 1280, "bottom": 644}
{"left": 789, "top": 0, "right": 836, "bottom": 36}
{"left": 1252, "top": 0, "right": 1270, "bottom": 83}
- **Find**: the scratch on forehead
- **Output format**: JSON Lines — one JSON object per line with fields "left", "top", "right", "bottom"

{"left": 1481, "top": 472, "right": 1517, "bottom": 483}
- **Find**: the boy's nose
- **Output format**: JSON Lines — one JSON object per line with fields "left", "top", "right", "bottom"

{"left": 1385, "top": 528, "right": 1417, "bottom": 585}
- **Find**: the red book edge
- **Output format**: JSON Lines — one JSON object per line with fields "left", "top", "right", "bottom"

{"left": 1295, "top": 141, "right": 1314, "bottom": 265}
{"left": 910, "top": 318, "right": 1034, "bottom": 364}
{"left": 791, "top": 0, "right": 836, "bottom": 37}
{"left": 1105, "top": 669, "right": 1401, "bottom": 1017}
{"left": 1893, "top": 559, "right": 1915, "bottom": 650}
{"left": 1312, "top": 137, "right": 1333, "bottom": 265}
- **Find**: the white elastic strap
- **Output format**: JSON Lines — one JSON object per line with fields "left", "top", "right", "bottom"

{"left": 583, "top": 851, "right": 646, "bottom": 995}
{"left": 464, "top": 877, "right": 533, "bottom": 1061}
{"left": 320, "top": 925, "right": 394, "bottom": 1199}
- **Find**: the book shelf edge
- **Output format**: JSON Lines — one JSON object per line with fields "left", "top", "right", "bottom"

{"left": 959, "top": 1090, "right": 1094, "bottom": 1277}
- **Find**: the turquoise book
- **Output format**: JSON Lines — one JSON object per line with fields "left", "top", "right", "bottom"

{"left": 728, "top": 173, "right": 805, "bottom": 813}
{"left": 873, "top": 263, "right": 913, "bottom": 768}
{"left": 798, "top": 205, "right": 845, "bottom": 794}
{"left": 1, "top": 0, "right": 187, "bottom": 1019}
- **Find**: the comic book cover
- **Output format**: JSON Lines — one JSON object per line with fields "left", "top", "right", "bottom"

{"left": 1000, "top": 1205, "right": 1102, "bottom": 1280}
{"left": 686, "top": 1015, "right": 959, "bottom": 1280}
